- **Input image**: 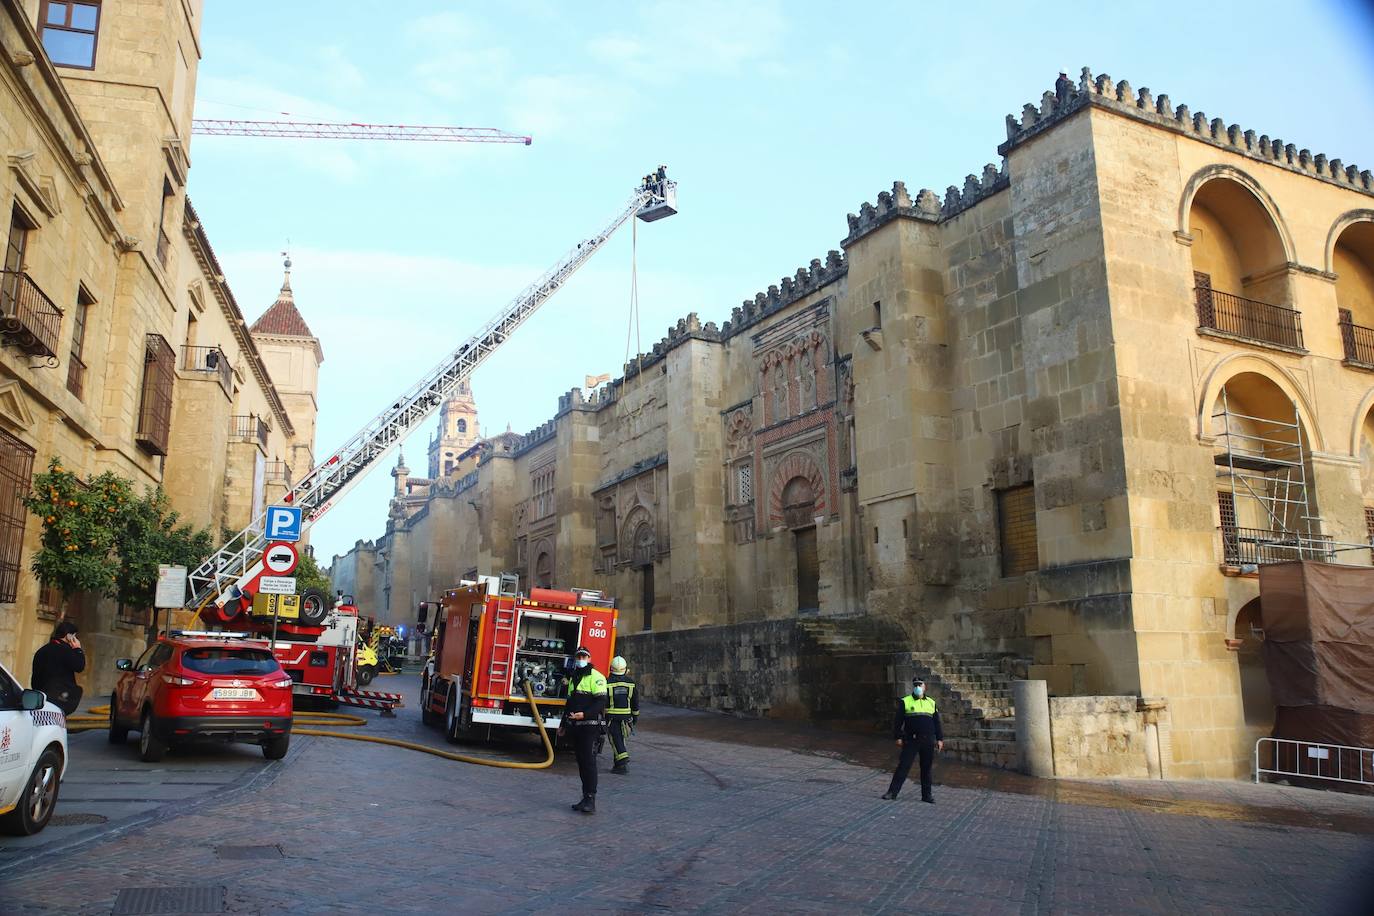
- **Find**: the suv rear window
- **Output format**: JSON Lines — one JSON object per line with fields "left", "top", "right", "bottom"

{"left": 179, "top": 647, "right": 280, "bottom": 676}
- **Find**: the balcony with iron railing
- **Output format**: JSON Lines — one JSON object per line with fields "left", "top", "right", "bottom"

{"left": 229, "top": 414, "right": 269, "bottom": 451}
{"left": 0, "top": 270, "right": 63, "bottom": 360}
{"left": 1338, "top": 310, "right": 1374, "bottom": 370}
{"left": 1220, "top": 525, "right": 1334, "bottom": 567}
{"left": 1194, "top": 286, "right": 1304, "bottom": 351}
{"left": 264, "top": 460, "right": 292, "bottom": 485}
{"left": 181, "top": 344, "right": 233, "bottom": 395}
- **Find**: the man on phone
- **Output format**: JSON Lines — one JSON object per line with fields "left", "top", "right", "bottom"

{"left": 32, "top": 620, "right": 85, "bottom": 715}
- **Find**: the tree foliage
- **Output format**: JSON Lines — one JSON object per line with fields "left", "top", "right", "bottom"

{"left": 294, "top": 550, "right": 333, "bottom": 598}
{"left": 112, "top": 488, "right": 215, "bottom": 612}
{"left": 23, "top": 460, "right": 213, "bottom": 613}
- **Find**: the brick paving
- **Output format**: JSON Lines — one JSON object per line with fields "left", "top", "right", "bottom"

{"left": 1, "top": 675, "right": 1371, "bottom": 914}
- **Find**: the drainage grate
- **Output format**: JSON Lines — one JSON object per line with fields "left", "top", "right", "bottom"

{"left": 48, "top": 813, "right": 108, "bottom": 826}
{"left": 111, "top": 886, "right": 224, "bottom": 915}
{"left": 215, "top": 844, "right": 284, "bottom": 860}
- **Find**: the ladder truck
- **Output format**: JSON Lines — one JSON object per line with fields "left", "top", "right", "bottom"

{"left": 180, "top": 168, "right": 678, "bottom": 711}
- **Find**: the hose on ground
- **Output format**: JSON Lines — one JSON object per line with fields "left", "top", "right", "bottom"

{"left": 64, "top": 680, "right": 556, "bottom": 770}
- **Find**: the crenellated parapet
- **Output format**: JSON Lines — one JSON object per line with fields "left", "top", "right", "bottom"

{"left": 1001, "top": 67, "right": 1374, "bottom": 197}
{"left": 719, "top": 250, "right": 848, "bottom": 342}
{"left": 621, "top": 311, "right": 724, "bottom": 381}
{"left": 843, "top": 166, "right": 1011, "bottom": 242}
{"left": 512, "top": 418, "right": 558, "bottom": 456}
{"left": 843, "top": 181, "right": 941, "bottom": 244}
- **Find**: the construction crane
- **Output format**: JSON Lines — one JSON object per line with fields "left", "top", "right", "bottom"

{"left": 191, "top": 119, "right": 533, "bottom": 145}
{"left": 187, "top": 167, "right": 677, "bottom": 622}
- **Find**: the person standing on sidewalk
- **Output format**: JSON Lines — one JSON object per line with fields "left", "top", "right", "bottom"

{"left": 565, "top": 646, "right": 607, "bottom": 814}
{"left": 882, "top": 677, "right": 943, "bottom": 803}
{"left": 31, "top": 621, "right": 85, "bottom": 715}
{"left": 606, "top": 655, "right": 639, "bottom": 775}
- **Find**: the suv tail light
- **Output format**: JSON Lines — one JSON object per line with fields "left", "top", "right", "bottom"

{"left": 269, "top": 677, "right": 294, "bottom": 689}
{"left": 162, "top": 674, "right": 197, "bottom": 686}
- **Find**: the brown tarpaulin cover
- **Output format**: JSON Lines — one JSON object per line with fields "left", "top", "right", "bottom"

{"left": 1259, "top": 561, "right": 1374, "bottom": 749}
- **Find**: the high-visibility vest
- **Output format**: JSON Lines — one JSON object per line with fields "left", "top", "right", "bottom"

{"left": 608, "top": 677, "right": 636, "bottom": 715}
{"left": 568, "top": 668, "right": 607, "bottom": 697}
{"left": 902, "top": 694, "right": 937, "bottom": 716}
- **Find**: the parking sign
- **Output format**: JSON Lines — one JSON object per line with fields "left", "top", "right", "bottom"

{"left": 265, "top": 505, "right": 303, "bottom": 542}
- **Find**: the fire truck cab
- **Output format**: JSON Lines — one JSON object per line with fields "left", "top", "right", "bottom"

{"left": 420, "top": 576, "right": 617, "bottom": 741}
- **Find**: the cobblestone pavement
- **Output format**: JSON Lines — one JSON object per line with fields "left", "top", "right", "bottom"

{"left": 1, "top": 674, "right": 1371, "bottom": 915}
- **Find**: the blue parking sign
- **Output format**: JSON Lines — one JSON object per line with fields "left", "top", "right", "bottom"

{"left": 265, "top": 505, "right": 303, "bottom": 542}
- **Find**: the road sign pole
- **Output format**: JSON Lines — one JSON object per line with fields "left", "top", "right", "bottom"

{"left": 271, "top": 594, "right": 281, "bottom": 652}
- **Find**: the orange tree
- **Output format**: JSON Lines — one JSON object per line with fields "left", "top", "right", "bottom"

{"left": 23, "top": 460, "right": 213, "bottom": 622}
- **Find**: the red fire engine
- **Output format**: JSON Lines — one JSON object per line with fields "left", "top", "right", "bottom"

{"left": 421, "top": 577, "right": 617, "bottom": 740}
{"left": 211, "top": 591, "right": 402, "bottom": 714}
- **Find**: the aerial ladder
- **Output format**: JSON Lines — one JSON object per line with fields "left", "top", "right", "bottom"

{"left": 184, "top": 167, "right": 677, "bottom": 625}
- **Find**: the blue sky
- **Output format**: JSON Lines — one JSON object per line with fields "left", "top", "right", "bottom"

{"left": 186, "top": 1, "right": 1374, "bottom": 572}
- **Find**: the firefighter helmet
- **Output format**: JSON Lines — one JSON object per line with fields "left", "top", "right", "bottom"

{"left": 610, "top": 656, "right": 628, "bottom": 675}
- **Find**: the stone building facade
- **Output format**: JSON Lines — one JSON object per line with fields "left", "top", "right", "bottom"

{"left": 0, "top": 0, "right": 322, "bottom": 694}
{"left": 333, "top": 69, "right": 1374, "bottom": 778}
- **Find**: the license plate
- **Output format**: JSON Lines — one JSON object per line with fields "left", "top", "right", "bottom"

{"left": 210, "top": 688, "right": 257, "bottom": 700}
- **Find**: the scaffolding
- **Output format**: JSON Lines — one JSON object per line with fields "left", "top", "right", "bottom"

{"left": 1212, "top": 388, "right": 1334, "bottom": 566}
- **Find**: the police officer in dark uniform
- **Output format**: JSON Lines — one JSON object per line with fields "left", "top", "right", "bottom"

{"left": 883, "top": 677, "right": 944, "bottom": 803}
{"left": 564, "top": 646, "right": 608, "bottom": 814}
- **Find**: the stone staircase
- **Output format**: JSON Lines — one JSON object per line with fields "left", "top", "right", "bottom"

{"left": 794, "top": 617, "right": 1028, "bottom": 770}
{"left": 906, "top": 652, "right": 1028, "bottom": 769}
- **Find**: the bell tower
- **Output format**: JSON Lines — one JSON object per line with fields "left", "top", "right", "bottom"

{"left": 428, "top": 381, "right": 480, "bottom": 477}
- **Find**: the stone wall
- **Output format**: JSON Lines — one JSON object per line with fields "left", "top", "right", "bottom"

{"left": 1049, "top": 695, "right": 1171, "bottom": 779}
{"left": 619, "top": 621, "right": 896, "bottom": 730}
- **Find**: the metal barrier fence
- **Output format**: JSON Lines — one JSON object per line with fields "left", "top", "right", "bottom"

{"left": 1255, "top": 737, "right": 1374, "bottom": 788}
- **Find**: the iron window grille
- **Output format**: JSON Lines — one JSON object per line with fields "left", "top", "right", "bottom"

{"left": 135, "top": 334, "right": 175, "bottom": 455}
{"left": 0, "top": 429, "right": 35, "bottom": 603}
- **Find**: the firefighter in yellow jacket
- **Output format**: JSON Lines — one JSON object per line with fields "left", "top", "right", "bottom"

{"left": 883, "top": 677, "right": 944, "bottom": 803}
{"left": 606, "top": 656, "right": 639, "bottom": 774}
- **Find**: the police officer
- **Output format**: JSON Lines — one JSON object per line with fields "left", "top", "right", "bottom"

{"left": 606, "top": 655, "right": 639, "bottom": 775}
{"left": 565, "top": 646, "right": 608, "bottom": 814}
{"left": 882, "top": 677, "right": 944, "bottom": 803}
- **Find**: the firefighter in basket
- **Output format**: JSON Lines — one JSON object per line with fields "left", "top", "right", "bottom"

{"left": 606, "top": 655, "right": 639, "bottom": 775}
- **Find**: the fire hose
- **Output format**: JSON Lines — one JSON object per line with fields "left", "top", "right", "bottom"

{"left": 64, "top": 680, "right": 556, "bottom": 770}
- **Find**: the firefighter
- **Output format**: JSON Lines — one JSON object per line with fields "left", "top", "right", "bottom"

{"left": 565, "top": 646, "right": 608, "bottom": 814}
{"left": 606, "top": 655, "right": 639, "bottom": 775}
{"left": 882, "top": 677, "right": 944, "bottom": 803}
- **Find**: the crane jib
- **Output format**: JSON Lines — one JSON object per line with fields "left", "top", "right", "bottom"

{"left": 186, "top": 171, "right": 676, "bottom": 614}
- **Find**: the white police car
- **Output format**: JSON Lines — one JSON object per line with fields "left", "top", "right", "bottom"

{"left": 0, "top": 659, "right": 67, "bottom": 835}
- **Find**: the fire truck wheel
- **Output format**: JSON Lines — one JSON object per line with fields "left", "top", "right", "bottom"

{"left": 444, "top": 695, "right": 464, "bottom": 744}
{"left": 298, "top": 588, "right": 329, "bottom": 627}
{"left": 356, "top": 665, "right": 377, "bottom": 687}
{"left": 262, "top": 735, "right": 290, "bottom": 760}
{"left": 421, "top": 696, "right": 440, "bottom": 726}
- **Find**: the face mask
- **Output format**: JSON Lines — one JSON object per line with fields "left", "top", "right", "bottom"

{"left": 576, "top": 659, "right": 589, "bottom": 669}
{"left": 913, "top": 685, "right": 925, "bottom": 697}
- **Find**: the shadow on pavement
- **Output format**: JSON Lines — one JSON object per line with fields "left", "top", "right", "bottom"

{"left": 639, "top": 701, "right": 1374, "bottom": 836}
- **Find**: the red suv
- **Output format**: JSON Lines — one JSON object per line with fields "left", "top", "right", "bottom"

{"left": 110, "top": 633, "right": 293, "bottom": 762}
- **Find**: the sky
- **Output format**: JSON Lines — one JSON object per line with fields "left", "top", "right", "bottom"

{"left": 185, "top": 0, "right": 1374, "bottom": 569}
